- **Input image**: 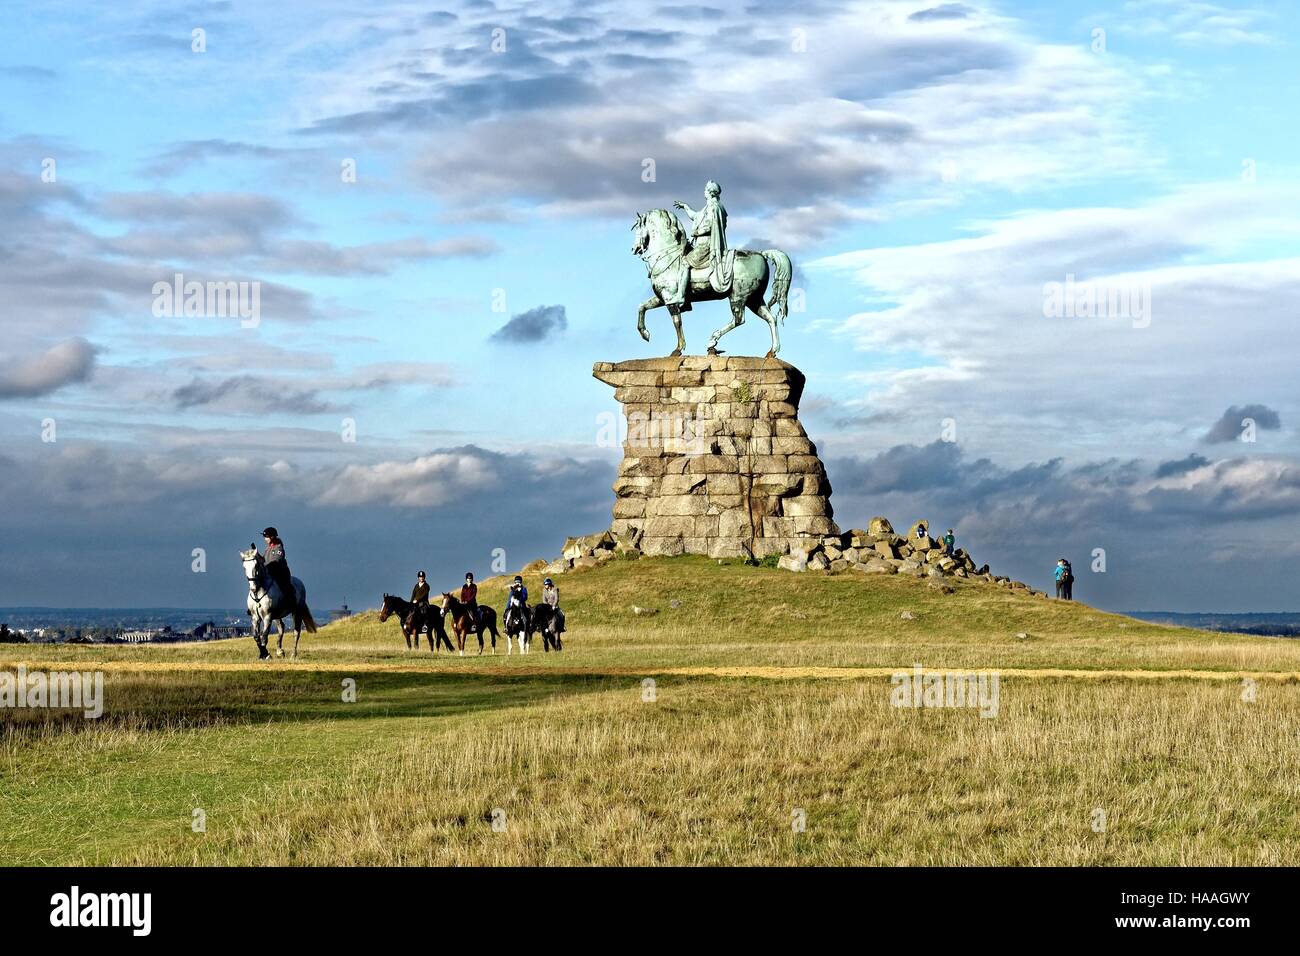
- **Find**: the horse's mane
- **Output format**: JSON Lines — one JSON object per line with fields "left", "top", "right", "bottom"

{"left": 637, "top": 208, "right": 685, "bottom": 249}
{"left": 653, "top": 207, "right": 685, "bottom": 245}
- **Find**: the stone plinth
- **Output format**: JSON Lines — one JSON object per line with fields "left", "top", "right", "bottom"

{"left": 593, "top": 355, "right": 838, "bottom": 559}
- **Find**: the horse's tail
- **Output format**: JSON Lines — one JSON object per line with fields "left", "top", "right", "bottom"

{"left": 762, "top": 249, "right": 792, "bottom": 324}
{"left": 299, "top": 602, "right": 318, "bottom": 633}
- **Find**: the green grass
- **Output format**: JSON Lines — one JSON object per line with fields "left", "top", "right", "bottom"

{"left": 2, "top": 556, "right": 1298, "bottom": 865}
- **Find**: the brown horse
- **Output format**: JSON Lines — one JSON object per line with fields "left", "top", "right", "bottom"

{"left": 439, "top": 592, "right": 499, "bottom": 656}
{"left": 379, "top": 594, "right": 453, "bottom": 653}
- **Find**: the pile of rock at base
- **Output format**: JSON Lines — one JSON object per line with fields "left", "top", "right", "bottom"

{"left": 527, "top": 517, "right": 1041, "bottom": 595}
{"left": 778, "top": 516, "right": 1037, "bottom": 591}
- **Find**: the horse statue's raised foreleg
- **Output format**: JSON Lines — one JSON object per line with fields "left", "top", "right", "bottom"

{"left": 638, "top": 294, "right": 687, "bottom": 357}
{"left": 636, "top": 295, "right": 662, "bottom": 343}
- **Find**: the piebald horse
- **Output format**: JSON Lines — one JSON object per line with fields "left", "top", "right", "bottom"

{"left": 240, "top": 546, "right": 317, "bottom": 659}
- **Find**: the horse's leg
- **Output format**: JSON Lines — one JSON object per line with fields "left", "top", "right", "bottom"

{"left": 292, "top": 620, "right": 301, "bottom": 659}
{"left": 669, "top": 307, "right": 686, "bottom": 357}
{"left": 637, "top": 294, "right": 663, "bottom": 343}
{"left": 707, "top": 298, "right": 745, "bottom": 355}
{"left": 275, "top": 618, "right": 286, "bottom": 657}
{"left": 753, "top": 301, "right": 781, "bottom": 358}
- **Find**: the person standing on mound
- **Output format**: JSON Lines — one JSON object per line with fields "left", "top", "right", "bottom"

{"left": 1054, "top": 558, "right": 1075, "bottom": 600}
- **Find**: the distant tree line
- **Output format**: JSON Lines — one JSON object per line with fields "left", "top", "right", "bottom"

{"left": 0, "top": 623, "right": 28, "bottom": 643}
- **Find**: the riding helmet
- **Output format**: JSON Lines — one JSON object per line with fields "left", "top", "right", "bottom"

{"left": 261, "top": 527, "right": 278, "bottom": 538}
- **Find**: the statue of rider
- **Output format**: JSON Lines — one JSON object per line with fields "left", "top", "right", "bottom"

{"left": 672, "top": 180, "right": 735, "bottom": 303}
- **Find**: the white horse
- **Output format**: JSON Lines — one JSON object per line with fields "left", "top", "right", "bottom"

{"left": 240, "top": 546, "right": 317, "bottom": 659}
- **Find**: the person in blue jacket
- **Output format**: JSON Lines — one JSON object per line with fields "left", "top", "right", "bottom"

{"left": 506, "top": 575, "right": 529, "bottom": 613}
{"left": 1054, "top": 558, "right": 1074, "bottom": 600}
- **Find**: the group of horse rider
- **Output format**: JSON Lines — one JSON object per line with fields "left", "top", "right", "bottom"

{"left": 254, "top": 528, "right": 566, "bottom": 637}
{"left": 408, "top": 569, "right": 565, "bottom": 636}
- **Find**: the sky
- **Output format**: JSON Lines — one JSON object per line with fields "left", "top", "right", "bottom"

{"left": 1, "top": 0, "right": 1298, "bottom": 612}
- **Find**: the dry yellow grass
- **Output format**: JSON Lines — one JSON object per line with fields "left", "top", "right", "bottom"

{"left": 3, "top": 556, "right": 1298, "bottom": 865}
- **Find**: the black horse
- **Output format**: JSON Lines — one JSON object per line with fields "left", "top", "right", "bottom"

{"left": 379, "top": 594, "right": 453, "bottom": 653}
{"left": 531, "top": 604, "right": 563, "bottom": 652}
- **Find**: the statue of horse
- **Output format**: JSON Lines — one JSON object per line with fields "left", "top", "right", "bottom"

{"left": 379, "top": 593, "right": 453, "bottom": 653}
{"left": 240, "top": 546, "right": 317, "bottom": 659}
{"left": 631, "top": 207, "right": 793, "bottom": 357}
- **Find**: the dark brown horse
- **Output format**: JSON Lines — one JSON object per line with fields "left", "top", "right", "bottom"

{"left": 531, "top": 603, "right": 563, "bottom": 653}
{"left": 379, "top": 594, "right": 453, "bottom": 653}
{"left": 439, "top": 592, "right": 499, "bottom": 655}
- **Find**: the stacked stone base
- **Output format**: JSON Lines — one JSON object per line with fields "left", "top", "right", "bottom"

{"left": 592, "top": 355, "right": 836, "bottom": 559}
{"left": 514, "top": 355, "right": 1042, "bottom": 596}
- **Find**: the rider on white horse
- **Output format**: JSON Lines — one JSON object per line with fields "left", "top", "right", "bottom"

{"left": 261, "top": 527, "right": 298, "bottom": 615}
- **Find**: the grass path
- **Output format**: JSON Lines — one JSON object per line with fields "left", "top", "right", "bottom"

{"left": 7, "top": 657, "right": 1300, "bottom": 683}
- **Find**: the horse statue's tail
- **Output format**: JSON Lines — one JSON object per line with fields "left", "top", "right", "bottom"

{"left": 300, "top": 602, "right": 318, "bottom": 633}
{"left": 762, "top": 249, "right": 792, "bottom": 324}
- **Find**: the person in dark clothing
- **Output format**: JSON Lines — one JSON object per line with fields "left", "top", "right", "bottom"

{"left": 942, "top": 529, "right": 955, "bottom": 556}
{"left": 408, "top": 570, "right": 430, "bottom": 633}
{"left": 261, "top": 527, "right": 297, "bottom": 613}
{"left": 410, "top": 571, "right": 430, "bottom": 607}
{"left": 460, "top": 572, "right": 480, "bottom": 631}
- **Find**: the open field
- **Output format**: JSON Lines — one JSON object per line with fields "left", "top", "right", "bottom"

{"left": 3, "top": 557, "right": 1298, "bottom": 865}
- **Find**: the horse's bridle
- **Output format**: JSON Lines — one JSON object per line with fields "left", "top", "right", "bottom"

{"left": 244, "top": 558, "right": 267, "bottom": 600}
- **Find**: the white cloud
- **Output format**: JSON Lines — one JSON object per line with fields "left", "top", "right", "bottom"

{"left": 317, "top": 450, "right": 500, "bottom": 507}
{"left": 0, "top": 338, "right": 98, "bottom": 398}
{"left": 812, "top": 182, "right": 1300, "bottom": 461}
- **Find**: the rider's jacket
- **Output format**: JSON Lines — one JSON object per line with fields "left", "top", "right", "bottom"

{"left": 543, "top": 585, "right": 559, "bottom": 608}
{"left": 460, "top": 583, "right": 478, "bottom": 605}
{"left": 410, "top": 581, "right": 430, "bottom": 605}
{"left": 263, "top": 538, "right": 288, "bottom": 570}
{"left": 506, "top": 585, "right": 528, "bottom": 609}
